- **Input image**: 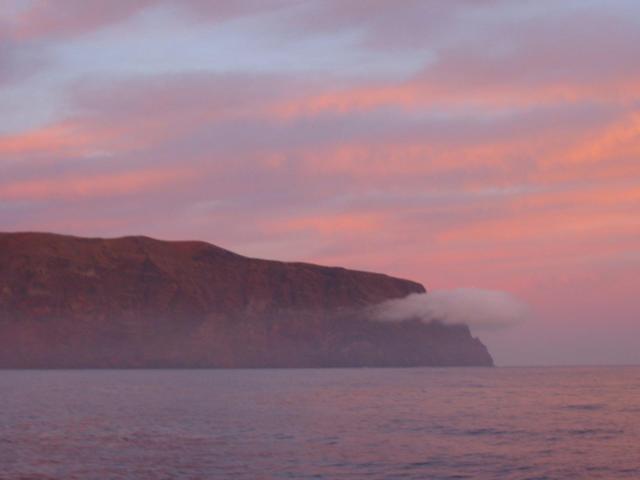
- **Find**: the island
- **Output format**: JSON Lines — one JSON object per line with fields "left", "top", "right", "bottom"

{"left": 0, "top": 232, "right": 493, "bottom": 368}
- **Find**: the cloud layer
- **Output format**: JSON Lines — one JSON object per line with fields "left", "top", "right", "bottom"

{"left": 1, "top": 0, "right": 639, "bottom": 364}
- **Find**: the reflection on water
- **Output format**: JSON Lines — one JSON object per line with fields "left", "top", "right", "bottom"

{"left": 1, "top": 367, "right": 639, "bottom": 479}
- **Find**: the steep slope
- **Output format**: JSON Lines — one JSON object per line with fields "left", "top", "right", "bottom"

{"left": 0, "top": 232, "right": 493, "bottom": 368}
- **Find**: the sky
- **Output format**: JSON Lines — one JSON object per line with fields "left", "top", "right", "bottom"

{"left": 1, "top": 0, "right": 639, "bottom": 366}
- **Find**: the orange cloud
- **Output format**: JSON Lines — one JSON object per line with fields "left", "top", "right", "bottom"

{"left": 0, "top": 168, "right": 195, "bottom": 200}
{"left": 0, "top": 122, "right": 93, "bottom": 157}
{"left": 271, "top": 77, "right": 640, "bottom": 121}
{"left": 553, "top": 112, "right": 640, "bottom": 165}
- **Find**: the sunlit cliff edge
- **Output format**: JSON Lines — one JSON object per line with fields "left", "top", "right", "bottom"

{"left": 0, "top": 232, "right": 493, "bottom": 368}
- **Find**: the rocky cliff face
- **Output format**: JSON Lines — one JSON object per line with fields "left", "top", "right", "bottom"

{"left": 0, "top": 232, "right": 493, "bottom": 368}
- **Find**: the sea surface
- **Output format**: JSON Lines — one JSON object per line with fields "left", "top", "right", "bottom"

{"left": 1, "top": 367, "right": 639, "bottom": 479}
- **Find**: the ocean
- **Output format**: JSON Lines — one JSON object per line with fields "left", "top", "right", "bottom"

{"left": 1, "top": 367, "right": 639, "bottom": 479}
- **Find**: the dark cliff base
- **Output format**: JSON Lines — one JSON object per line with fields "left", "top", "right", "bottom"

{"left": 0, "top": 232, "right": 493, "bottom": 368}
{"left": 0, "top": 313, "right": 493, "bottom": 369}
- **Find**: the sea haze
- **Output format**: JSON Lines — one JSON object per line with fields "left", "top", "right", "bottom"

{"left": 2, "top": 367, "right": 639, "bottom": 479}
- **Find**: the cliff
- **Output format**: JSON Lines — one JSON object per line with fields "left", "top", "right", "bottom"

{"left": 0, "top": 232, "right": 493, "bottom": 368}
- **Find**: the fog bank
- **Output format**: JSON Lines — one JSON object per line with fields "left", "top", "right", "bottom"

{"left": 374, "top": 288, "right": 529, "bottom": 331}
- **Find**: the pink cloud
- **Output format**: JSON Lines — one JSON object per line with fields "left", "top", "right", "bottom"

{"left": 0, "top": 167, "right": 195, "bottom": 201}
{"left": 9, "top": 0, "right": 291, "bottom": 41}
{"left": 2, "top": 1, "right": 640, "bottom": 365}
{"left": 11, "top": 0, "right": 155, "bottom": 40}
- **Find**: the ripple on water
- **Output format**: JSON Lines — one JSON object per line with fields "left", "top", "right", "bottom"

{"left": 1, "top": 367, "right": 640, "bottom": 480}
